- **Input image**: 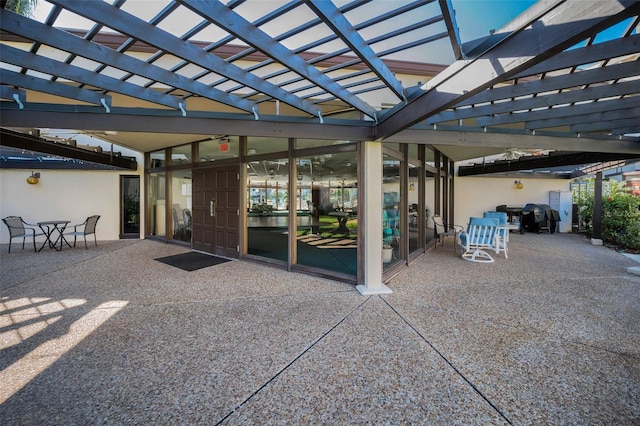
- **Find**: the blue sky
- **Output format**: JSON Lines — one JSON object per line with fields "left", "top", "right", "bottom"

{"left": 451, "top": 0, "right": 538, "bottom": 42}
{"left": 451, "top": 0, "right": 635, "bottom": 46}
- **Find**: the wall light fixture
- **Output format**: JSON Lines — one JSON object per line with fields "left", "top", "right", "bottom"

{"left": 27, "top": 171, "right": 40, "bottom": 185}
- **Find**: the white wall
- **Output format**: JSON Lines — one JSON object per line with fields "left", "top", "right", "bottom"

{"left": 1, "top": 166, "right": 144, "bottom": 244}
{"left": 454, "top": 176, "right": 572, "bottom": 227}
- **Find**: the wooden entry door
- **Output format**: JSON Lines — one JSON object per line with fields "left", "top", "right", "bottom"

{"left": 192, "top": 166, "right": 239, "bottom": 258}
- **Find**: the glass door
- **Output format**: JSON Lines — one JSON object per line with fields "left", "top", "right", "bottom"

{"left": 121, "top": 175, "right": 140, "bottom": 238}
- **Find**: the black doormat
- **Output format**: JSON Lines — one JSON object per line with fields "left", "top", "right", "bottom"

{"left": 155, "top": 252, "right": 230, "bottom": 271}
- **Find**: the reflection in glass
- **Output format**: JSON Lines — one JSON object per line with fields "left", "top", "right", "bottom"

{"left": 424, "top": 148, "right": 437, "bottom": 243}
{"left": 149, "top": 150, "right": 165, "bottom": 168}
{"left": 425, "top": 169, "right": 437, "bottom": 245}
{"left": 383, "top": 154, "right": 403, "bottom": 270}
{"left": 295, "top": 138, "right": 355, "bottom": 149}
{"left": 171, "top": 144, "right": 191, "bottom": 165}
{"left": 296, "top": 152, "right": 358, "bottom": 276}
{"left": 408, "top": 163, "right": 421, "bottom": 254}
{"left": 171, "top": 171, "right": 192, "bottom": 243}
{"left": 149, "top": 172, "right": 166, "bottom": 237}
{"left": 247, "top": 158, "right": 289, "bottom": 262}
{"left": 121, "top": 176, "right": 140, "bottom": 236}
{"left": 248, "top": 136, "right": 288, "bottom": 155}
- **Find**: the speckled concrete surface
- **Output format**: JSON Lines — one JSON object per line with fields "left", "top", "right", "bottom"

{"left": 1, "top": 234, "right": 639, "bottom": 424}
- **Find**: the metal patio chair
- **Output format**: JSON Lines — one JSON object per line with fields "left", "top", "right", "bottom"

{"left": 64, "top": 215, "right": 100, "bottom": 249}
{"left": 2, "top": 216, "right": 44, "bottom": 253}
{"left": 458, "top": 217, "right": 499, "bottom": 263}
{"left": 432, "top": 214, "right": 464, "bottom": 251}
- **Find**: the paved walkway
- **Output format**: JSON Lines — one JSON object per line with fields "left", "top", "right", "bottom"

{"left": 1, "top": 233, "right": 639, "bottom": 424}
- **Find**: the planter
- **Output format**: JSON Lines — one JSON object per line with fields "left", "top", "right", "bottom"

{"left": 382, "top": 247, "right": 393, "bottom": 263}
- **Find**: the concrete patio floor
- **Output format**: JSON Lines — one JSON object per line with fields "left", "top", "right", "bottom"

{"left": 1, "top": 233, "right": 639, "bottom": 424}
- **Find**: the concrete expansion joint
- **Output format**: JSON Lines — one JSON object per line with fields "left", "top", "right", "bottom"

{"left": 380, "top": 297, "right": 514, "bottom": 425}
{"left": 216, "top": 295, "right": 370, "bottom": 424}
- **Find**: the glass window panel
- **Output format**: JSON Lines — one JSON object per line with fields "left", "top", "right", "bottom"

{"left": 383, "top": 142, "right": 401, "bottom": 152}
{"left": 295, "top": 138, "right": 355, "bottom": 149}
{"left": 121, "top": 176, "right": 140, "bottom": 236}
{"left": 248, "top": 136, "right": 288, "bottom": 155}
{"left": 247, "top": 158, "right": 289, "bottom": 262}
{"left": 408, "top": 144, "right": 418, "bottom": 160}
{"left": 383, "top": 154, "right": 403, "bottom": 270}
{"left": 296, "top": 151, "right": 358, "bottom": 277}
{"left": 149, "top": 172, "right": 166, "bottom": 237}
{"left": 408, "top": 162, "right": 421, "bottom": 254}
{"left": 425, "top": 146, "right": 436, "bottom": 163}
{"left": 425, "top": 169, "right": 437, "bottom": 244}
{"left": 150, "top": 150, "right": 165, "bottom": 168}
{"left": 171, "top": 144, "right": 192, "bottom": 165}
{"left": 199, "top": 136, "right": 239, "bottom": 162}
{"left": 171, "top": 171, "right": 192, "bottom": 243}
{"left": 424, "top": 147, "right": 436, "bottom": 172}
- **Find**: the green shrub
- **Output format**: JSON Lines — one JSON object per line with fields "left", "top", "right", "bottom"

{"left": 576, "top": 179, "right": 640, "bottom": 250}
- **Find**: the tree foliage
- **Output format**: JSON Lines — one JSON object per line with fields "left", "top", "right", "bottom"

{"left": 576, "top": 179, "right": 640, "bottom": 250}
{"left": 4, "top": 0, "right": 38, "bottom": 17}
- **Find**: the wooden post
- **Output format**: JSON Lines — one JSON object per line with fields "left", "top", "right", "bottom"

{"left": 592, "top": 171, "right": 603, "bottom": 245}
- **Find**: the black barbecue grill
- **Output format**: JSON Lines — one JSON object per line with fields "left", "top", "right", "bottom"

{"left": 521, "top": 203, "right": 560, "bottom": 233}
{"left": 496, "top": 204, "right": 560, "bottom": 234}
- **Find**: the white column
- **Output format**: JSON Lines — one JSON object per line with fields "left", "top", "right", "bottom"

{"left": 357, "top": 140, "right": 392, "bottom": 295}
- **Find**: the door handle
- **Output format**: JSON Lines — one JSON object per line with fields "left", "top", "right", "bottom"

{"left": 210, "top": 200, "right": 216, "bottom": 217}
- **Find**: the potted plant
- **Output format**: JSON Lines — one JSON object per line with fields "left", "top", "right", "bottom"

{"left": 383, "top": 225, "right": 394, "bottom": 263}
{"left": 382, "top": 206, "right": 396, "bottom": 263}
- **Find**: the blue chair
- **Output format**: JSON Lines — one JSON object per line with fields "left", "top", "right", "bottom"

{"left": 484, "top": 211, "right": 509, "bottom": 258}
{"left": 458, "top": 217, "right": 499, "bottom": 263}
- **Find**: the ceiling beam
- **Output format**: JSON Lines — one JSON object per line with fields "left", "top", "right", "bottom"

{"left": 0, "top": 27, "right": 447, "bottom": 76}
{"left": 0, "top": 84, "right": 25, "bottom": 105}
{"left": 443, "top": 60, "right": 639, "bottom": 111}
{"left": 0, "top": 9, "right": 243, "bottom": 112}
{"left": 511, "top": 33, "right": 640, "bottom": 79}
{"left": 51, "top": 0, "right": 321, "bottom": 116}
{"left": 305, "top": 0, "right": 405, "bottom": 99}
{"left": 0, "top": 68, "right": 112, "bottom": 108}
{"left": 387, "top": 127, "right": 640, "bottom": 154}
{"left": 176, "top": 0, "right": 378, "bottom": 119}
{"left": 42, "top": 0, "right": 256, "bottom": 112}
{"left": 0, "top": 128, "right": 137, "bottom": 170}
{"left": 375, "top": 0, "right": 640, "bottom": 139}
{"left": 2, "top": 101, "right": 637, "bottom": 157}
{"left": 458, "top": 151, "right": 640, "bottom": 176}
{"left": 611, "top": 125, "right": 640, "bottom": 136}
{"left": 250, "top": 17, "right": 445, "bottom": 106}
{"left": 523, "top": 104, "right": 640, "bottom": 130}
{"left": 478, "top": 96, "right": 640, "bottom": 127}
{"left": 428, "top": 79, "right": 640, "bottom": 124}
{"left": 439, "top": 0, "right": 464, "bottom": 60}
{"left": 0, "top": 104, "right": 374, "bottom": 144}
{"left": 228, "top": 0, "right": 437, "bottom": 100}
{"left": 157, "top": 0, "right": 299, "bottom": 96}
{"left": 572, "top": 117, "right": 640, "bottom": 133}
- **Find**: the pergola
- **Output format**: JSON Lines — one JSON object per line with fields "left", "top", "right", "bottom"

{"left": 1, "top": 0, "right": 638, "bottom": 166}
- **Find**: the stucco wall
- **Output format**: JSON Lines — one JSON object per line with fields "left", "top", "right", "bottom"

{"left": 454, "top": 176, "right": 573, "bottom": 228}
{"left": 0, "top": 167, "right": 144, "bottom": 245}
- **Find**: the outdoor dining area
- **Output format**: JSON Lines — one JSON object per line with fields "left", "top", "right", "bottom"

{"left": 2, "top": 215, "right": 100, "bottom": 253}
{"left": 434, "top": 211, "right": 525, "bottom": 263}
